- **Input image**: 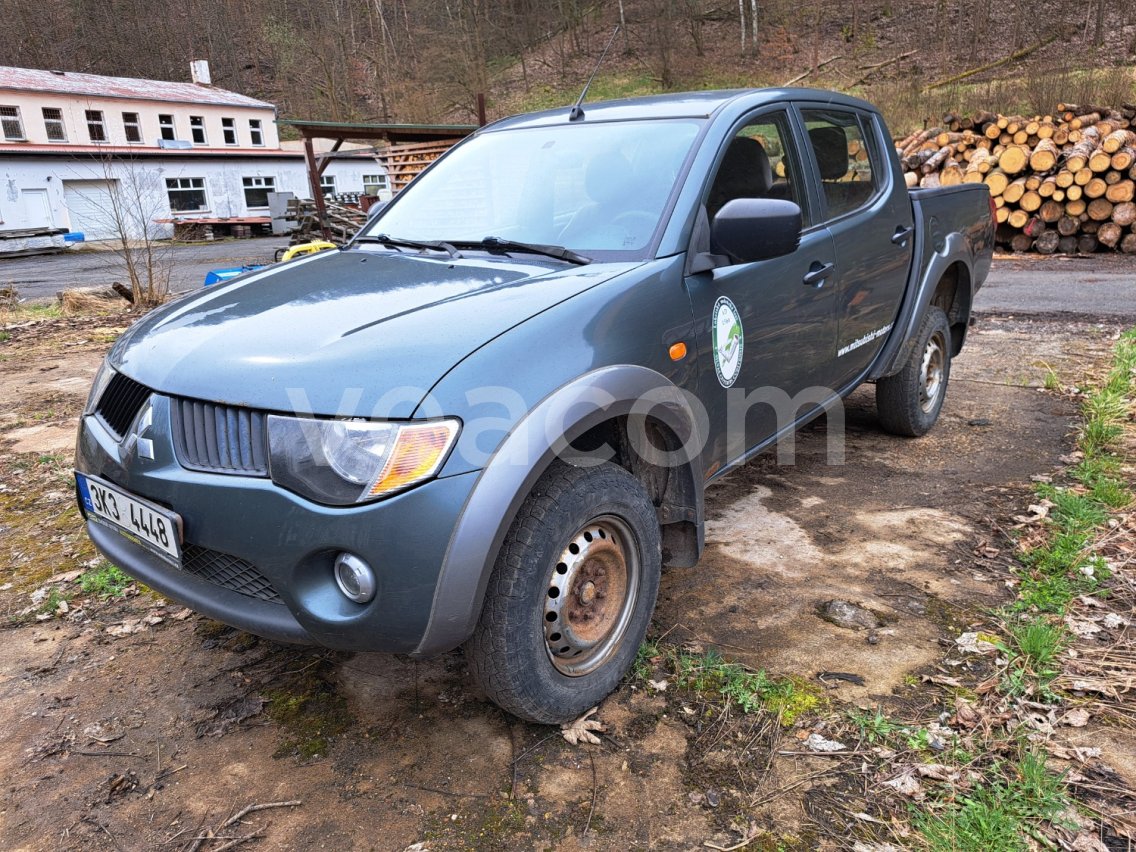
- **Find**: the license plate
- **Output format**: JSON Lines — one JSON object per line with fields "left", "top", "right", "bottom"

{"left": 76, "top": 473, "right": 182, "bottom": 562}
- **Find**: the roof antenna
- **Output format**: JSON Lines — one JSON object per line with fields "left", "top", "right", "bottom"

{"left": 569, "top": 26, "right": 621, "bottom": 122}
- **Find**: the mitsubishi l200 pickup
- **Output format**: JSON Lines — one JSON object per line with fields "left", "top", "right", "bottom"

{"left": 76, "top": 89, "right": 994, "bottom": 723}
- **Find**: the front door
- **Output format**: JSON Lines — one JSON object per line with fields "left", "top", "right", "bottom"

{"left": 683, "top": 109, "right": 838, "bottom": 476}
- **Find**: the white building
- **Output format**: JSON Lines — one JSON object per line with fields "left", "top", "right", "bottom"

{"left": 0, "top": 62, "right": 389, "bottom": 251}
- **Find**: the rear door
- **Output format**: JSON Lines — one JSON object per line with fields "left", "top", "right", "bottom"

{"left": 797, "top": 107, "right": 914, "bottom": 387}
{"left": 683, "top": 107, "right": 838, "bottom": 472}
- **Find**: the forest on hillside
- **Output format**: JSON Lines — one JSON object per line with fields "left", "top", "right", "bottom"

{"left": 4, "top": 0, "right": 1135, "bottom": 130}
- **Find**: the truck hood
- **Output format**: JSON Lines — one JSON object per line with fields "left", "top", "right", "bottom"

{"left": 111, "top": 248, "right": 634, "bottom": 418}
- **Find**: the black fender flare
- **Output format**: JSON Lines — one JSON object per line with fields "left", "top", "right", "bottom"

{"left": 870, "top": 231, "right": 975, "bottom": 380}
{"left": 411, "top": 365, "right": 704, "bottom": 658}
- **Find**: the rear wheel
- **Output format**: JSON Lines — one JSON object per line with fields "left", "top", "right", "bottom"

{"left": 466, "top": 460, "right": 661, "bottom": 723}
{"left": 876, "top": 306, "right": 952, "bottom": 437}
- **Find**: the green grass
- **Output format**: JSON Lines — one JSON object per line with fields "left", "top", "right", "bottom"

{"left": 999, "top": 617, "right": 1066, "bottom": 698}
{"left": 848, "top": 706, "right": 897, "bottom": 743}
{"left": 79, "top": 562, "right": 132, "bottom": 599}
{"left": 633, "top": 638, "right": 661, "bottom": 681}
{"left": 916, "top": 752, "right": 1069, "bottom": 852}
{"left": 0, "top": 331, "right": 10, "bottom": 343}
{"left": 38, "top": 587, "right": 70, "bottom": 615}
{"left": 1042, "top": 368, "right": 1061, "bottom": 391}
{"left": 653, "top": 646, "right": 820, "bottom": 725}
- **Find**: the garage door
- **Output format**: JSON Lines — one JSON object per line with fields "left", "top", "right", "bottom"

{"left": 63, "top": 180, "right": 120, "bottom": 240}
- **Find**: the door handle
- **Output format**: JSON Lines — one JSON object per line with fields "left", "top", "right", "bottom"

{"left": 802, "top": 261, "right": 834, "bottom": 287}
{"left": 891, "top": 225, "right": 914, "bottom": 246}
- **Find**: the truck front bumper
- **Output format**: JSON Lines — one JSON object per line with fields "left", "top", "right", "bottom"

{"left": 76, "top": 394, "right": 478, "bottom": 654}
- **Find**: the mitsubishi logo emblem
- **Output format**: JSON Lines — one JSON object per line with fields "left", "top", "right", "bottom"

{"left": 121, "top": 402, "right": 155, "bottom": 462}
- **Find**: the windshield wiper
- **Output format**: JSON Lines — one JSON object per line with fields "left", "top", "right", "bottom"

{"left": 451, "top": 236, "right": 591, "bottom": 266}
{"left": 354, "top": 233, "right": 461, "bottom": 259}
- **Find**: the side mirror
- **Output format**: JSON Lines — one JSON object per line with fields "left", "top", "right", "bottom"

{"left": 711, "top": 198, "right": 802, "bottom": 264}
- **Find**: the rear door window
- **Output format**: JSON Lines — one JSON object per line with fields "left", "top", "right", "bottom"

{"left": 800, "top": 109, "right": 877, "bottom": 220}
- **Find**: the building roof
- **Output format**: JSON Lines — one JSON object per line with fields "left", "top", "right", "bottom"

{"left": 279, "top": 119, "right": 477, "bottom": 145}
{"left": 0, "top": 66, "right": 274, "bottom": 110}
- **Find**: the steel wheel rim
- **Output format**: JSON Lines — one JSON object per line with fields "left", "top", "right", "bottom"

{"left": 543, "top": 515, "right": 640, "bottom": 677}
{"left": 920, "top": 331, "right": 946, "bottom": 414}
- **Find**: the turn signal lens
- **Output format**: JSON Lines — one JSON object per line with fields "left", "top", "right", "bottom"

{"left": 367, "top": 421, "right": 460, "bottom": 498}
{"left": 668, "top": 341, "right": 688, "bottom": 361}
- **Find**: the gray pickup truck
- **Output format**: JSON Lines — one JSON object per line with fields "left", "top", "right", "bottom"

{"left": 76, "top": 89, "right": 993, "bottom": 723}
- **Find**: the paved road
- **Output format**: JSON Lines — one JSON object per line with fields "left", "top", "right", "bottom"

{"left": 974, "top": 254, "right": 1136, "bottom": 318}
{"left": 2, "top": 239, "right": 1134, "bottom": 318}
{"left": 0, "top": 238, "right": 289, "bottom": 300}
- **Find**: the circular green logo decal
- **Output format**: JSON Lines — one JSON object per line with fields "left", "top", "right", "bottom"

{"left": 712, "top": 296, "right": 743, "bottom": 388}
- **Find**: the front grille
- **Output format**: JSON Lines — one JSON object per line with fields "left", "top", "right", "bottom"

{"left": 95, "top": 372, "right": 152, "bottom": 439}
{"left": 173, "top": 398, "right": 268, "bottom": 476}
{"left": 181, "top": 544, "right": 282, "bottom": 604}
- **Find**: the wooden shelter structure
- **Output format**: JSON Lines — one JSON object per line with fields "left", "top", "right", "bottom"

{"left": 278, "top": 119, "right": 478, "bottom": 239}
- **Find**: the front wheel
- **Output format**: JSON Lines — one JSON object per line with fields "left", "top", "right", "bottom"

{"left": 465, "top": 460, "right": 662, "bottom": 723}
{"left": 875, "top": 306, "right": 952, "bottom": 437}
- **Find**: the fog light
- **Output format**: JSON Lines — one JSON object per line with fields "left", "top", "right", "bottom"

{"left": 334, "top": 552, "right": 376, "bottom": 604}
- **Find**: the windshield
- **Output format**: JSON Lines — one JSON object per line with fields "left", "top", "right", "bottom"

{"left": 362, "top": 119, "right": 703, "bottom": 257}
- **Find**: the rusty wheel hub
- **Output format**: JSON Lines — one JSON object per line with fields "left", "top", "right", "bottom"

{"left": 544, "top": 516, "right": 640, "bottom": 677}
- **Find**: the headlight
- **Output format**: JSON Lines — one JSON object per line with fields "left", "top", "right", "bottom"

{"left": 266, "top": 416, "right": 460, "bottom": 505}
{"left": 84, "top": 360, "right": 115, "bottom": 416}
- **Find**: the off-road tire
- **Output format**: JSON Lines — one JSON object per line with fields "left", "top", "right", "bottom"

{"left": 876, "top": 306, "right": 952, "bottom": 437}
{"left": 465, "top": 460, "right": 662, "bottom": 724}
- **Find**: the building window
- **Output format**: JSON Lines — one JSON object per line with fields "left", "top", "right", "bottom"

{"left": 85, "top": 110, "right": 107, "bottom": 143}
{"left": 42, "top": 107, "right": 66, "bottom": 142}
{"left": 363, "top": 173, "right": 388, "bottom": 196}
{"left": 221, "top": 117, "right": 237, "bottom": 145}
{"left": 158, "top": 114, "right": 175, "bottom": 141}
{"left": 1, "top": 106, "right": 25, "bottom": 141}
{"left": 242, "top": 176, "right": 275, "bottom": 208}
{"left": 122, "top": 112, "right": 142, "bottom": 143}
{"left": 248, "top": 118, "right": 264, "bottom": 146}
{"left": 166, "top": 177, "right": 208, "bottom": 212}
{"left": 320, "top": 174, "right": 336, "bottom": 197}
{"left": 189, "top": 115, "right": 207, "bottom": 145}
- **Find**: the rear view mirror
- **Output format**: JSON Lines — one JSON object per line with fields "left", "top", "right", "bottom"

{"left": 711, "top": 198, "right": 802, "bottom": 264}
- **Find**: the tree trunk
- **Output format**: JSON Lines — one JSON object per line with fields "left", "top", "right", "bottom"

{"left": 1010, "top": 232, "right": 1034, "bottom": 252}
{"left": 1097, "top": 221, "right": 1122, "bottom": 248}
{"left": 1034, "top": 229, "right": 1060, "bottom": 253}
{"left": 1112, "top": 201, "right": 1136, "bottom": 227}
{"left": 1105, "top": 179, "right": 1134, "bottom": 203}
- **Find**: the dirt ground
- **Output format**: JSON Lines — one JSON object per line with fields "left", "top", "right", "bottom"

{"left": 0, "top": 305, "right": 1129, "bottom": 851}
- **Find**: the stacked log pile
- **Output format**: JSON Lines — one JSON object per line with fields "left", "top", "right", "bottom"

{"left": 897, "top": 103, "right": 1136, "bottom": 254}
{"left": 375, "top": 138, "right": 463, "bottom": 193}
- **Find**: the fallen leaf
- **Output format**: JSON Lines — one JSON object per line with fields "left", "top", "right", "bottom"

{"left": 953, "top": 697, "right": 980, "bottom": 729}
{"left": 922, "top": 674, "right": 962, "bottom": 688}
{"left": 1013, "top": 500, "right": 1053, "bottom": 525}
{"left": 804, "top": 733, "right": 847, "bottom": 752}
{"left": 916, "top": 764, "right": 959, "bottom": 782}
{"left": 1048, "top": 744, "right": 1101, "bottom": 762}
{"left": 561, "top": 707, "right": 605, "bottom": 746}
{"left": 882, "top": 773, "right": 923, "bottom": 799}
{"left": 1064, "top": 616, "right": 1102, "bottom": 637}
{"left": 1062, "top": 708, "right": 1090, "bottom": 727}
{"left": 83, "top": 720, "right": 125, "bottom": 744}
{"left": 955, "top": 632, "right": 999, "bottom": 655}
{"left": 1069, "top": 832, "right": 1110, "bottom": 851}
{"left": 647, "top": 679, "right": 669, "bottom": 693}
